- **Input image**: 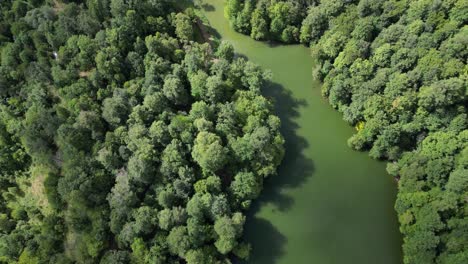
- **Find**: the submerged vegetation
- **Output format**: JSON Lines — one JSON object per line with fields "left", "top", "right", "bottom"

{"left": 0, "top": 0, "right": 284, "bottom": 263}
{"left": 225, "top": 0, "right": 467, "bottom": 263}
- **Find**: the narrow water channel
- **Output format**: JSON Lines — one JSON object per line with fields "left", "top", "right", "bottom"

{"left": 201, "top": 1, "right": 403, "bottom": 263}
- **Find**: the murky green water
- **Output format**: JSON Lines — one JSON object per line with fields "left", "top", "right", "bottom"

{"left": 202, "top": 1, "right": 403, "bottom": 263}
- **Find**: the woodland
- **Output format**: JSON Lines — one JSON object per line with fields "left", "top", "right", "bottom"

{"left": 0, "top": 0, "right": 467, "bottom": 263}
{"left": 0, "top": 0, "right": 284, "bottom": 263}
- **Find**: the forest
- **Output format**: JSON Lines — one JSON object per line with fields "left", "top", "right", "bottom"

{"left": 225, "top": 0, "right": 467, "bottom": 263}
{"left": 0, "top": 0, "right": 285, "bottom": 263}
{"left": 1, "top": 0, "right": 467, "bottom": 263}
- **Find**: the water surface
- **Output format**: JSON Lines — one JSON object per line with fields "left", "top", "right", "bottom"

{"left": 202, "top": 1, "right": 403, "bottom": 263}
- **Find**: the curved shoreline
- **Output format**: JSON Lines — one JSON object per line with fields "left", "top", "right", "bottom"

{"left": 201, "top": 1, "right": 403, "bottom": 263}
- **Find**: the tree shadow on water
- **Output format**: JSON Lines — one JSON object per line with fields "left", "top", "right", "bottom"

{"left": 203, "top": 23, "right": 221, "bottom": 41}
{"left": 239, "top": 217, "right": 287, "bottom": 264}
{"left": 260, "top": 80, "right": 314, "bottom": 211}
{"left": 201, "top": 3, "right": 215, "bottom": 11}
{"left": 240, "top": 80, "right": 314, "bottom": 263}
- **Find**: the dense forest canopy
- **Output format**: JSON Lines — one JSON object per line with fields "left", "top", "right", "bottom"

{"left": 0, "top": 0, "right": 285, "bottom": 263}
{"left": 225, "top": 0, "right": 468, "bottom": 263}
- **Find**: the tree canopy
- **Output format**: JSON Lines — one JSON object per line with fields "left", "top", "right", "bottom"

{"left": 0, "top": 0, "right": 284, "bottom": 263}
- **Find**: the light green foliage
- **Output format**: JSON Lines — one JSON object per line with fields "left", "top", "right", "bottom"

{"left": 174, "top": 13, "right": 193, "bottom": 42}
{"left": 300, "top": 7, "right": 326, "bottom": 44}
{"left": 230, "top": 171, "right": 262, "bottom": 203}
{"left": 163, "top": 75, "right": 189, "bottom": 105}
{"left": 250, "top": 1, "right": 269, "bottom": 40}
{"left": 192, "top": 132, "right": 228, "bottom": 173}
{"left": 225, "top": 0, "right": 242, "bottom": 20}
{"left": 214, "top": 213, "right": 245, "bottom": 254}
{"left": 268, "top": 1, "right": 300, "bottom": 41}
{"left": 185, "top": 247, "right": 220, "bottom": 264}
{"left": 216, "top": 41, "right": 235, "bottom": 62}
{"left": 167, "top": 226, "right": 191, "bottom": 257}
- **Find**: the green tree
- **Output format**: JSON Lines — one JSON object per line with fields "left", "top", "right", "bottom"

{"left": 214, "top": 213, "right": 244, "bottom": 254}
{"left": 167, "top": 226, "right": 191, "bottom": 257}
{"left": 174, "top": 13, "right": 193, "bottom": 42}
{"left": 163, "top": 75, "right": 189, "bottom": 106}
{"left": 192, "top": 132, "right": 228, "bottom": 173}
{"left": 230, "top": 171, "right": 262, "bottom": 203}
{"left": 215, "top": 41, "right": 235, "bottom": 62}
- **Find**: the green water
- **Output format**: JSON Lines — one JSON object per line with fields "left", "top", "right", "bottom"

{"left": 202, "top": 1, "right": 403, "bottom": 263}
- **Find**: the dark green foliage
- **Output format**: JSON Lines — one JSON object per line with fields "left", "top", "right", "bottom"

{"left": 225, "top": 0, "right": 467, "bottom": 263}
{"left": 0, "top": 0, "right": 284, "bottom": 263}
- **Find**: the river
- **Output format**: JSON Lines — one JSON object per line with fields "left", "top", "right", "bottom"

{"left": 201, "top": 1, "right": 403, "bottom": 263}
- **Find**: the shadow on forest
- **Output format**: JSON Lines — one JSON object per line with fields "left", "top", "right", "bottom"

{"left": 240, "top": 78, "right": 314, "bottom": 263}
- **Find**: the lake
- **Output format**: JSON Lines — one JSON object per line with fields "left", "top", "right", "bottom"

{"left": 202, "top": 1, "right": 403, "bottom": 263}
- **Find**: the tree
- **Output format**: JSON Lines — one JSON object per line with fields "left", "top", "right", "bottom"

{"left": 300, "top": 7, "right": 326, "bottom": 44}
{"left": 108, "top": 171, "right": 138, "bottom": 234}
{"left": 187, "top": 217, "right": 212, "bottom": 247}
{"left": 233, "top": 0, "right": 254, "bottom": 34}
{"left": 210, "top": 194, "right": 230, "bottom": 219}
{"left": 100, "top": 250, "right": 130, "bottom": 264}
{"left": 187, "top": 194, "right": 206, "bottom": 219}
{"left": 174, "top": 13, "right": 193, "bottom": 42}
{"left": 268, "top": 1, "right": 300, "bottom": 40}
{"left": 158, "top": 208, "right": 174, "bottom": 231}
{"left": 215, "top": 41, "right": 235, "bottom": 62}
{"left": 163, "top": 75, "right": 189, "bottom": 106}
{"left": 192, "top": 132, "right": 228, "bottom": 173}
{"left": 189, "top": 70, "right": 208, "bottom": 99}
{"left": 127, "top": 148, "right": 157, "bottom": 185}
{"left": 160, "top": 139, "right": 188, "bottom": 178}
{"left": 230, "top": 171, "right": 262, "bottom": 203}
{"left": 418, "top": 78, "right": 465, "bottom": 111}
{"left": 95, "top": 46, "right": 124, "bottom": 82}
{"left": 214, "top": 213, "right": 244, "bottom": 254}
{"left": 167, "top": 226, "right": 191, "bottom": 257}
{"left": 185, "top": 247, "right": 219, "bottom": 264}
{"left": 132, "top": 206, "right": 158, "bottom": 235}
{"left": 225, "top": 0, "right": 242, "bottom": 20}
{"left": 250, "top": 2, "right": 269, "bottom": 40}
{"left": 205, "top": 75, "right": 227, "bottom": 103}
{"left": 102, "top": 90, "right": 130, "bottom": 127}
{"left": 21, "top": 104, "right": 58, "bottom": 161}
{"left": 190, "top": 101, "right": 214, "bottom": 121}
